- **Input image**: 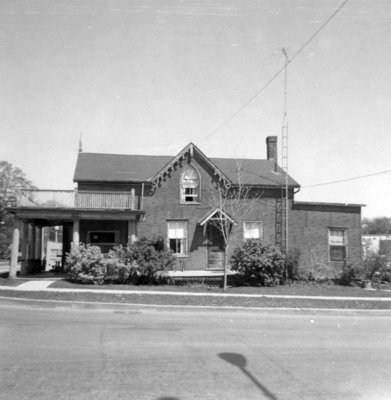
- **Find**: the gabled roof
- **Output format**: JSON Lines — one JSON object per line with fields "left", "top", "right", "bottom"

{"left": 150, "top": 143, "right": 231, "bottom": 189}
{"left": 210, "top": 157, "right": 299, "bottom": 187}
{"left": 74, "top": 143, "right": 300, "bottom": 188}
{"left": 198, "top": 208, "right": 237, "bottom": 226}
{"left": 74, "top": 153, "right": 172, "bottom": 183}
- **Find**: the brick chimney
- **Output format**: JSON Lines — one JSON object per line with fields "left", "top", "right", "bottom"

{"left": 266, "top": 136, "right": 277, "bottom": 161}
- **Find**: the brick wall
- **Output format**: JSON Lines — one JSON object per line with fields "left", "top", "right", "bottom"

{"left": 76, "top": 159, "right": 363, "bottom": 273}
{"left": 289, "top": 202, "right": 362, "bottom": 272}
{"left": 137, "top": 156, "right": 279, "bottom": 270}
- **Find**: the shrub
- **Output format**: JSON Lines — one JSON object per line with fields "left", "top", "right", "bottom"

{"left": 363, "top": 252, "right": 391, "bottom": 285}
{"left": 230, "top": 239, "right": 285, "bottom": 286}
{"left": 335, "top": 262, "right": 363, "bottom": 286}
{"left": 65, "top": 238, "right": 175, "bottom": 285}
{"left": 112, "top": 237, "right": 175, "bottom": 285}
{"left": 295, "top": 241, "right": 337, "bottom": 283}
{"left": 285, "top": 248, "right": 301, "bottom": 281}
{"left": 65, "top": 244, "right": 106, "bottom": 284}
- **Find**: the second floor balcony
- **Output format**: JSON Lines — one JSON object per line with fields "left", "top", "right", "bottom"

{"left": 15, "top": 189, "right": 142, "bottom": 211}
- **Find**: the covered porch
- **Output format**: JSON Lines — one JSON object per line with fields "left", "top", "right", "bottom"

{"left": 6, "top": 189, "right": 144, "bottom": 277}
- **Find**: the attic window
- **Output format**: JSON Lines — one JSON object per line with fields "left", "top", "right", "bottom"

{"left": 181, "top": 167, "right": 200, "bottom": 203}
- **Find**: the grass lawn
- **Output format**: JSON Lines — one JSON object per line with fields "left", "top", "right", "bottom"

{"left": 1, "top": 274, "right": 391, "bottom": 310}
{"left": 48, "top": 278, "right": 391, "bottom": 298}
{"left": 0, "top": 276, "right": 30, "bottom": 286}
{"left": 0, "top": 288, "right": 390, "bottom": 310}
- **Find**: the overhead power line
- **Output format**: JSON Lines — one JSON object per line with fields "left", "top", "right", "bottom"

{"left": 302, "top": 168, "right": 391, "bottom": 188}
{"left": 197, "top": 0, "right": 349, "bottom": 145}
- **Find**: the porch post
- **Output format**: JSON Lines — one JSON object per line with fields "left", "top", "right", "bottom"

{"left": 30, "top": 223, "right": 36, "bottom": 258}
{"left": 36, "top": 226, "right": 42, "bottom": 271}
{"left": 128, "top": 220, "right": 137, "bottom": 245}
{"left": 130, "top": 188, "right": 135, "bottom": 210}
{"left": 20, "top": 221, "right": 29, "bottom": 275}
{"left": 72, "top": 219, "right": 80, "bottom": 248}
{"left": 30, "top": 223, "right": 36, "bottom": 272}
{"left": 10, "top": 222, "right": 20, "bottom": 278}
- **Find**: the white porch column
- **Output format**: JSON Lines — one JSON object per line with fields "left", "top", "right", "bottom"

{"left": 10, "top": 226, "right": 20, "bottom": 278}
{"left": 72, "top": 219, "right": 80, "bottom": 248}
{"left": 128, "top": 220, "right": 137, "bottom": 245}
{"left": 36, "top": 226, "right": 42, "bottom": 268}
{"left": 20, "top": 221, "right": 29, "bottom": 275}
{"left": 30, "top": 223, "right": 36, "bottom": 260}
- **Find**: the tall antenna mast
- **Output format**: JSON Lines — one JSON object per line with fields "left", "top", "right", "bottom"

{"left": 79, "top": 133, "right": 83, "bottom": 153}
{"left": 281, "top": 48, "right": 289, "bottom": 256}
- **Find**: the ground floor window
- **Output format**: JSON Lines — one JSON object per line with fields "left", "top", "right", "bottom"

{"left": 243, "top": 221, "right": 263, "bottom": 240}
{"left": 87, "top": 231, "right": 119, "bottom": 253}
{"left": 167, "top": 221, "right": 187, "bottom": 255}
{"left": 88, "top": 231, "right": 119, "bottom": 245}
{"left": 329, "top": 228, "right": 348, "bottom": 261}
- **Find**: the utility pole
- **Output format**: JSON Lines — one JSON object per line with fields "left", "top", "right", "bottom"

{"left": 281, "top": 48, "right": 289, "bottom": 263}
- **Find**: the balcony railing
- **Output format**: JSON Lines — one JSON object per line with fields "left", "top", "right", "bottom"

{"left": 17, "top": 189, "right": 141, "bottom": 210}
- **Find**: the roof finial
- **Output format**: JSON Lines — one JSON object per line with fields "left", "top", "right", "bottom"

{"left": 79, "top": 133, "right": 83, "bottom": 153}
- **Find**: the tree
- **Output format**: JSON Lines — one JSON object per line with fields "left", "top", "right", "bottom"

{"left": 362, "top": 217, "right": 391, "bottom": 235}
{"left": 207, "top": 161, "right": 263, "bottom": 291}
{"left": 0, "top": 161, "right": 36, "bottom": 259}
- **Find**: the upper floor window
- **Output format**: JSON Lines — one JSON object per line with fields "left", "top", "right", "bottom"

{"left": 181, "top": 167, "right": 200, "bottom": 203}
{"left": 243, "top": 221, "right": 263, "bottom": 240}
{"left": 329, "top": 228, "right": 348, "bottom": 261}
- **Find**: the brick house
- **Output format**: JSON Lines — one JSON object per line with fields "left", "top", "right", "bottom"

{"left": 7, "top": 137, "right": 363, "bottom": 276}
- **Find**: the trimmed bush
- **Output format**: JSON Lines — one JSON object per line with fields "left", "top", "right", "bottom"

{"left": 65, "top": 244, "right": 107, "bottom": 284}
{"left": 230, "top": 239, "right": 285, "bottom": 286}
{"left": 335, "top": 262, "right": 362, "bottom": 286}
{"left": 65, "top": 237, "right": 175, "bottom": 285}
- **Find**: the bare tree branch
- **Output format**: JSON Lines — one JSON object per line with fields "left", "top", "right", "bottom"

{"left": 206, "top": 160, "right": 263, "bottom": 290}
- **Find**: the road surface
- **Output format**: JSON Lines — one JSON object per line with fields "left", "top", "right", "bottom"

{"left": 0, "top": 303, "right": 390, "bottom": 399}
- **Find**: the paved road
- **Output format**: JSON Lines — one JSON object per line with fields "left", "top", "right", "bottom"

{"left": 0, "top": 304, "right": 390, "bottom": 400}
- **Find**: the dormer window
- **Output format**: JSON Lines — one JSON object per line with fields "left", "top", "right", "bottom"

{"left": 181, "top": 167, "right": 200, "bottom": 203}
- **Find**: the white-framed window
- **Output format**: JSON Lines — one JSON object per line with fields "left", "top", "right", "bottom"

{"left": 167, "top": 221, "right": 188, "bottom": 256}
{"left": 181, "top": 167, "right": 200, "bottom": 203}
{"left": 243, "top": 221, "right": 263, "bottom": 240}
{"left": 329, "top": 228, "right": 348, "bottom": 261}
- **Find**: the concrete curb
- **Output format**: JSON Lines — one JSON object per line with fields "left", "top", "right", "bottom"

{"left": 1, "top": 295, "right": 391, "bottom": 316}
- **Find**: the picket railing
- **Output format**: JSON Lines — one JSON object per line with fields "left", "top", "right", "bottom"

{"left": 17, "top": 189, "right": 139, "bottom": 210}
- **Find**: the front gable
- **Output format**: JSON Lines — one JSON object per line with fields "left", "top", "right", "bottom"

{"left": 145, "top": 146, "right": 227, "bottom": 211}
{"left": 149, "top": 143, "right": 232, "bottom": 192}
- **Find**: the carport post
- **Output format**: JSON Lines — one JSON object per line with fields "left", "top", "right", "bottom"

{"left": 30, "top": 223, "right": 36, "bottom": 272}
{"left": 20, "top": 221, "right": 29, "bottom": 275}
{"left": 10, "top": 227, "right": 20, "bottom": 278}
{"left": 35, "top": 226, "right": 42, "bottom": 261}
{"left": 128, "top": 220, "right": 137, "bottom": 244}
{"left": 72, "top": 219, "right": 80, "bottom": 248}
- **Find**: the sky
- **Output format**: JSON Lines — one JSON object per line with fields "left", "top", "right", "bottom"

{"left": 0, "top": 0, "right": 390, "bottom": 219}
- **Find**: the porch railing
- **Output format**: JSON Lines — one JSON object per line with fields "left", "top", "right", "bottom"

{"left": 17, "top": 189, "right": 140, "bottom": 210}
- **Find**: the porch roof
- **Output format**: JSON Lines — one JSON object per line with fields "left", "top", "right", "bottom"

{"left": 198, "top": 208, "right": 237, "bottom": 226}
{"left": 7, "top": 207, "right": 143, "bottom": 223}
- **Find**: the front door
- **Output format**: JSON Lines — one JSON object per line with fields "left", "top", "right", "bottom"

{"left": 206, "top": 225, "right": 225, "bottom": 270}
